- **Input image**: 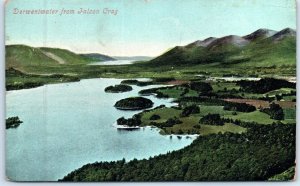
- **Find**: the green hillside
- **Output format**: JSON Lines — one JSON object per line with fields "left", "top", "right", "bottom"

{"left": 5, "top": 45, "right": 94, "bottom": 69}
{"left": 148, "top": 28, "right": 296, "bottom": 69}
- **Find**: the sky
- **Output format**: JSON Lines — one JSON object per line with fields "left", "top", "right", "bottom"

{"left": 5, "top": 0, "right": 296, "bottom": 56}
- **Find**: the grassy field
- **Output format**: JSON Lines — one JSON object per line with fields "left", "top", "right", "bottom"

{"left": 140, "top": 106, "right": 247, "bottom": 135}
{"left": 224, "top": 110, "right": 278, "bottom": 125}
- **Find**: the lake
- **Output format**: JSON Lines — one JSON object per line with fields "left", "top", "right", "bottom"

{"left": 88, "top": 60, "right": 136, "bottom": 66}
{"left": 6, "top": 78, "right": 195, "bottom": 181}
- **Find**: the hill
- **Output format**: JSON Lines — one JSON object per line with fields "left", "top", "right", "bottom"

{"left": 5, "top": 45, "right": 95, "bottom": 69}
{"left": 243, "top": 28, "right": 277, "bottom": 41}
{"left": 148, "top": 28, "right": 296, "bottom": 68}
{"left": 80, "top": 53, "right": 116, "bottom": 61}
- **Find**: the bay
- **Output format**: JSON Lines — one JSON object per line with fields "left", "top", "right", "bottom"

{"left": 6, "top": 78, "right": 195, "bottom": 181}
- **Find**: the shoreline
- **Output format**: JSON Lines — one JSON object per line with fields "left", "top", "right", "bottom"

{"left": 7, "top": 72, "right": 297, "bottom": 92}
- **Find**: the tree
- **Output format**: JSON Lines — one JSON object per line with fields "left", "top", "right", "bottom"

{"left": 269, "top": 103, "right": 284, "bottom": 120}
{"left": 260, "top": 103, "right": 284, "bottom": 120}
{"left": 149, "top": 114, "right": 161, "bottom": 120}
{"left": 199, "top": 114, "right": 224, "bottom": 126}
{"left": 180, "top": 105, "right": 200, "bottom": 117}
{"left": 190, "top": 82, "right": 213, "bottom": 93}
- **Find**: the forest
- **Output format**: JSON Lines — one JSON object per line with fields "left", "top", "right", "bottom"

{"left": 60, "top": 123, "right": 295, "bottom": 181}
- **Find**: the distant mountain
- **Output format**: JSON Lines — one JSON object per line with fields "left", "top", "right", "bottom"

{"left": 186, "top": 37, "right": 217, "bottom": 48}
{"left": 207, "top": 35, "right": 250, "bottom": 49}
{"left": 271, "top": 28, "right": 296, "bottom": 41}
{"left": 113, "top": 56, "right": 153, "bottom": 61}
{"left": 148, "top": 28, "right": 296, "bottom": 67}
{"left": 243, "top": 29, "right": 277, "bottom": 41}
{"left": 80, "top": 53, "right": 116, "bottom": 61}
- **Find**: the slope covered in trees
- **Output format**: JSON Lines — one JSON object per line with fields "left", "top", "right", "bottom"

{"left": 61, "top": 123, "right": 295, "bottom": 181}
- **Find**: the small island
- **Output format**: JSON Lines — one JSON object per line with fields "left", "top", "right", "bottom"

{"left": 104, "top": 84, "right": 133, "bottom": 93}
{"left": 114, "top": 97, "right": 154, "bottom": 110}
{"left": 6, "top": 116, "right": 23, "bottom": 129}
{"left": 116, "top": 114, "right": 142, "bottom": 130}
{"left": 121, "top": 79, "right": 153, "bottom": 86}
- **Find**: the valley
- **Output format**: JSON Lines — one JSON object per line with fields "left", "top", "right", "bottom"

{"left": 5, "top": 27, "right": 296, "bottom": 181}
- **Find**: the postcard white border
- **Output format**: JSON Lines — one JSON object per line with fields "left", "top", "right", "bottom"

{"left": 0, "top": 0, "right": 299, "bottom": 185}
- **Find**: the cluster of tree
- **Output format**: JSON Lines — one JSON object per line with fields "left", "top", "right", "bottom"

{"left": 114, "top": 97, "right": 153, "bottom": 110}
{"left": 156, "top": 92, "right": 170, "bottom": 98}
{"left": 153, "top": 77, "right": 176, "bottom": 83}
{"left": 136, "top": 81, "right": 154, "bottom": 87}
{"left": 149, "top": 114, "right": 161, "bottom": 120}
{"left": 121, "top": 79, "right": 153, "bottom": 86}
{"left": 237, "top": 78, "right": 296, "bottom": 94}
{"left": 260, "top": 103, "right": 284, "bottom": 120}
{"left": 268, "top": 166, "right": 295, "bottom": 181}
{"left": 273, "top": 90, "right": 296, "bottom": 101}
{"left": 199, "top": 114, "right": 224, "bottom": 126}
{"left": 6, "top": 68, "right": 25, "bottom": 77}
{"left": 7, "top": 81, "right": 44, "bottom": 91}
{"left": 150, "top": 117, "right": 182, "bottom": 128}
{"left": 60, "top": 123, "right": 295, "bottom": 181}
{"left": 180, "top": 105, "right": 200, "bottom": 117}
{"left": 177, "top": 97, "right": 226, "bottom": 107}
{"left": 180, "top": 88, "right": 189, "bottom": 97}
{"left": 117, "top": 114, "right": 141, "bottom": 127}
{"left": 6, "top": 116, "right": 23, "bottom": 129}
{"left": 190, "top": 82, "right": 213, "bottom": 93}
{"left": 222, "top": 118, "right": 261, "bottom": 128}
{"left": 6, "top": 68, "right": 80, "bottom": 90}
{"left": 104, "top": 84, "right": 133, "bottom": 93}
{"left": 223, "top": 102, "right": 256, "bottom": 112}
{"left": 121, "top": 79, "right": 139, "bottom": 85}
{"left": 178, "top": 97, "right": 256, "bottom": 113}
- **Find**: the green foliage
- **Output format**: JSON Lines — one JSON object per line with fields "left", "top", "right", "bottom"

{"left": 6, "top": 68, "right": 80, "bottom": 90}
{"left": 149, "top": 114, "right": 161, "bottom": 120}
{"left": 261, "top": 103, "right": 284, "bottom": 120}
{"left": 223, "top": 102, "right": 256, "bottom": 112}
{"left": 190, "top": 82, "right": 213, "bottom": 93}
{"left": 6, "top": 116, "right": 23, "bottom": 129}
{"left": 180, "top": 105, "right": 200, "bottom": 117}
{"left": 147, "top": 34, "right": 296, "bottom": 69}
{"left": 268, "top": 166, "right": 295, "bottom": 181}
{"left": 121, "top": 79, "right": 139, "bottom": 85}
{"left": 104, "top": 84, "right": 133, "bottom": 93}
{"left": 151, "top": 117, "right": 183, "bottom": 128}
{"left": 6, "top": 45, "right": 92, "bottom": 68}
{"left": 238, "top": 78, "right": 295, "bottom": 94}
{"left": 199, "top": 114, "right": 224, "bottom": 126}
{"left": 60, "top": 124, "right": 296, "bottom": 181}
{"left": 153, "top": 77, "right": 176, "bottom": 83}
{"left": 121, "top": 79, "right": 153, "bottom": 86}
{"left": 114, "top": 97, "right": 153, "bottom": 110}
{"left": 117, "top": 115, "right": 141, "bottom": 127}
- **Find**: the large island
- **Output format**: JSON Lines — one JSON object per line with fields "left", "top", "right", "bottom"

{"left": 114, "top": 97, "right": 154, "bottom": 110}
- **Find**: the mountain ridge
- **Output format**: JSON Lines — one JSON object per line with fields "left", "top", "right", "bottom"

{"left": 5, "top": 44, "right": 117, "bottom": 68}
{"left": 149, "top": 28, "right": 296, "bottom": 67}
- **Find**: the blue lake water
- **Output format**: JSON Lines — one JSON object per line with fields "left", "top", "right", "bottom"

{"left": 6, "top": 78, "right": 195, "bottom": 181}
{"left": 88, "top": 60, "right": 136, "bottom": 65}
